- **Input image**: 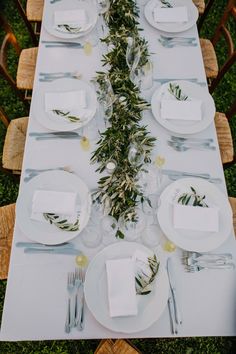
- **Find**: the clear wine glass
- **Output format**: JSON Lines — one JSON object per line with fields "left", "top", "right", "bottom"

{"left": 96, "top": 0, "right": 110, "bottom": 14}
{"left": 126, "top": 37, "right": 141, "bottom": 85}
{"left": 99, "top": 77, "right": 116, "bottom": 125}
{"left": 100, "top": 215, "right": 118, "bottom": 245}
{"left": 128, "top": 143, "right": 145, "bottom": 167}
{"left": 119, "top": 209, "right": 146, "bottom": 241}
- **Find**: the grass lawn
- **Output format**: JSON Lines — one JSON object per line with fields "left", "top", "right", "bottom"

{"left": 0, "top": 0, "right": 235, "bottom": 352}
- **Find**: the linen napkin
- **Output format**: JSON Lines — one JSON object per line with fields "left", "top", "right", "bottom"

{"left": 173, "top": 204, "right": 219, "bottom": 232}
{"left": 153, "top": 7, "right": 188, "bottom": 23}
{"left": 44, "top": 90, "right": 93, "bottom": 123}
{"left": 45, "top": 90, "right": 87, "bottom": 112}
{"left": 160, "top": 99, "right": 202, "bottom": 121}
{"left": 54, "top": 9, "right": 87, "bottom": 29}
{"left": 106, "top": 258, "right": 138, "bottom": 317}
{"left": 31, "top": 190, "right": 78, "bottom": 223}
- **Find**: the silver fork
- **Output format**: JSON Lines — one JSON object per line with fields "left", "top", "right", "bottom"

{"left": 65, "top": 298, "right": 71, "bottom": 333}
{"left": 77, "top": 268, "right": 85, "bottom": 331}
{"left": 185, "top": 263, "right": 235, "bottom": 273}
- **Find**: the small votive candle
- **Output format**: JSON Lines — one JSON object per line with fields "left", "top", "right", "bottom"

{"left": 105, "top": 160, "right": 117, "bottom": 174}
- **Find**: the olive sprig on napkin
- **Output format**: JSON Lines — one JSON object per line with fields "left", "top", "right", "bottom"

{"left": 177, "top": 186, "right": 208, "bottom": 207}
{"left": 135, "top": 254, "right": 159, "bottom": 295}
{"left": 43, "top": 213, "right": 80, "bottom": 231}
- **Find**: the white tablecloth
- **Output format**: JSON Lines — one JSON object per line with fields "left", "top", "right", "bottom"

{"left": 1, "top": 0, "right": 236, "bottom": 340}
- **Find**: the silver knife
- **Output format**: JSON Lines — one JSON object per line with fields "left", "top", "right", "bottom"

{"left": 168, "top": 296, "right": 178, "bottom": 334}
{"left": 24, "top": 248, "right": 82, "bottom": 255}
{"left": 167, "top": 258, "right": 182, "bottom": 325}
{"left": 16, "top": 241, "right": 74, "bottom": 249}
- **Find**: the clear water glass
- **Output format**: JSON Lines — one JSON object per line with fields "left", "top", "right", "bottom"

{"left": 128, "top": 144, "right": 145, "bottom": 167}
{"left": 141, "top": 223, "right": 163, "bottom": 248}
{"left": 81, "top": 226, "right": 102, "bottom": 248}
{"left": 119, "top": 209, "right": 146, "bottom": 241}
{"left": 100, "top": 215, "right": 118, "bottom": 245}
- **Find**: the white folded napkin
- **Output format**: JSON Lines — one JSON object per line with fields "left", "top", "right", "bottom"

{"left": 106, "top": 258, "right": 137, "bottom": 318}
{"left": 173, "top": 204, "right": 219, "bottom": 232}
{"left": 160, "top": 99, "right": 202, "bottom": 121}
{"left": 153, "top": 7, "right": 188, "bottom": 23}
{"left": 54, "top": 9, "right": 87, "bottom": 26}
{"left": 45, "top": 90, "right": 87, "bottom": 112}
{"left": 31, "top": 190, "right": 78, "bottom": 222}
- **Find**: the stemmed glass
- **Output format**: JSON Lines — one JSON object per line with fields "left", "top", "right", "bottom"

{"left": 126, "top": 37, "right": 141, "bottom": 86}
{"left": 128, "top": 143, "right": 145, "bottom": 167}
{"left": 118, "top": 209, "right": 146, "bottom": 241}
{"left": 99, "top": 77, "right": 116, "bottom": 126}
{"left": 96, "top": 0, "right": 110, "bottom": 14}
{"left": 100, "top": 215, "right": 119, "bottom": 245}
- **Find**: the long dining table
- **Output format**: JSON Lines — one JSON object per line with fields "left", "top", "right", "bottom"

{"left": 0, "top": 0, "right": 236, "bottom": 341}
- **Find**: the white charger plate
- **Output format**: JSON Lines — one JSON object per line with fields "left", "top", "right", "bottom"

{"left": 32, "top": 78, "right": 97, "bottom": 131}
{"left": 151, "top": 80, "right": 215, "bottom": 135}
{"left": 157, "top": 178, "right": 233, "bottom": 252}
{"left": 44, "top": 0, "right": 98, "bottom": 39}
{"left": 16, "top": 170, "right": 91, "bottom": 245}
{"left": 144, "top": 0, "right": 198, "bottom": 33}
{"left": 84, "top": 242, "right": 169, "bottom": 333}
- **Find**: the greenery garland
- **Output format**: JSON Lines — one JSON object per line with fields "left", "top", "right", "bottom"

{"left": 91, "top": 0, "right": 155, "bottom": 229}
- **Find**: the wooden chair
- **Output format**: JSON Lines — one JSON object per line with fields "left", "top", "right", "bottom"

{"left": 0, "top": 107, "right": 28, "bottom": 175}
{"left": 214, "top": 99, "right": 235, "bottom": 166}
{"left": 198, "top": 0, "right": 215, "bottom": 31}
{"left": 0, "top": 13, "right": 38, "bottom": 101}
{"left": 193, "top": 0, "right": 205, "bottom": 15}
{"left": 229, "top": 197, "right": 236, "bottom": 236}
{"left": 0, "top": 203, "right": 16, "bottom": 280}
{"left": 94, "top": 339, "right": 141, "bottom": 354}
{"left": 199, "top": 0, "right": 236, "bottom": 92}
{"left": 13, "top": 0, "right": 44, "bottom": 39}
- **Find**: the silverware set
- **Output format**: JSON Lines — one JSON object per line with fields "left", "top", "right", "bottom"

{"left": 65, "top": 268, "right": 85, "bottom": 333}
{"left": 39, "top": 71, "right": 82, "bottom": 82}
{"left": 16, "top": 241, "right": 82, "bottom": 255}
{"left": 159, "top": 35, "right": 197, "bottom": 48}
{"left": 167, "top": 258, "right": 182, "bottom": 334}
{"left": 182, "top": 251, "right": 235, "bottom": 272}
{"left": 168, "top": 136, "right": 216, "bottom": 152}
{"left": 42, "top": 40, "right": 83, "bottom": 49}
{"left": 29, "top": 131, "right": 82, "bottom": 141}
{"left": 153, "top": 77, "right": 206, "bottom": 86}
{"left": 161, "top": 168, "right": 222, "bottom": 184}
{"left": 24, "top": 166, "right": 73, "bottom": 182}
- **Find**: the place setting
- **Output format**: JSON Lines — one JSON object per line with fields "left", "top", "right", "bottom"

{"left": 31, "top": 78, "right": 97, "bottom": 132}
{"left": 44, "top": 0, "right": 98, "bottom": 39}
{"left": 157, "top": 177, "right": 233, "bottom": 252}
{"left": 144, "top": 0, "right": 199, "bottom": 34}
{"left": 151, "top": 80, "right": 216, "bottom": 135}
{"left": 16, "top": 170, "right": 92, "bottom": 245}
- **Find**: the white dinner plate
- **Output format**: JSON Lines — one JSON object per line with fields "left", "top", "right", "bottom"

{"left": 44, "top": 0, "right": 98, "bottom": 39}
{"left": 16, "top": 170, "right": 91, "bottom": 245}
{"left": 151, "top": 80, "right": 215, "bottom": 135}
{"left": 32, "top": 78, "right": 97, "bottom": 131}
{"left": 157, "top": 178, "right": 233, "bottom": 252}
{"left": 84, "top": 242, "right": 169, "bottom": 333}
{"left": 144, "top": 0, "right": 198, "bottom": 33}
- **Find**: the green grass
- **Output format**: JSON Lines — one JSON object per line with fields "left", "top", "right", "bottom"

{"left": 0, "top": 0, "right": 235, "bottom": 352}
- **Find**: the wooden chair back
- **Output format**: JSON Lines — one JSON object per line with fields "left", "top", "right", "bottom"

{"left": 12, "top": 0, "right": 38, "bottom": 45}
{"left": 0, "top": 107, "right": 10, "bottom": 128}
{"left": 0, "top": 13, "right": 27, "bottom": 104}
{"left": 210, "top": 0, "right": 236, "bottom": 93}
{"left": 198, "top": 0, "right": 216, "bottom": 31}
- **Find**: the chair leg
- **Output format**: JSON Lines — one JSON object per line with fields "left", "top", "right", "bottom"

{"left": 198, "top": 0, "right": 215, "bottom": 32}
{"left": 209, "top": 53, "right": 236, "bottom": 94}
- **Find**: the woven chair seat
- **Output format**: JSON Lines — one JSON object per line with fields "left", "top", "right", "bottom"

{"left": 229, "top": 197, "right": 236, "bottom": 236}
{"left": 214, "top": 112, "right": 234, "bottom": 164}
{"left": 95, "top": 339, "right": 141, "bottom": 354}
{"left": 193, "top": 0, "right": 205, "bottom": 15}
{"left": 0, "top": 203, "right": 16, "bottom": 279}
{"left": 16, "top": 47, "right": 38, "bottom": 90}
{"left": 26, "top": 0, "right": 44, "bottom": 22}
{"left": 200, "top": 38, "right": 218, "bottom": 79}
{"left": 2, "top": 117, "right": 28, "bottom": 173}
